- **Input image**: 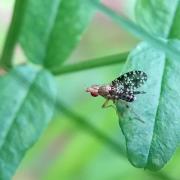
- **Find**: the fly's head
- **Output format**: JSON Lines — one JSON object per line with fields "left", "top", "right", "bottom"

{"left": 86, "top": 85, "right": 100, "bottom": 97}
{"left": 86, "top": 84, "right": 112, "bottom": 98}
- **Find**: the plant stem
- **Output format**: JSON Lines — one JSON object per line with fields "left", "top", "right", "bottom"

{"left": 58, "top": 101, "right": 173, "bottom": 180}
{"left": 57, "top": 99, "right": 126, "bottom": 155}
{"left": 0, "top": 0, "right": 28, "bottom": 69}
{"left": 53, "top": 52, "right": 128, "bottom": 75}
{"left": 89, "top": 0, "right": 180, "bottom": 61}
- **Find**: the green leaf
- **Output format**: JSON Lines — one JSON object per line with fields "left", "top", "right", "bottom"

{"left": 0, "top": 65, "right": 56, "bottom": 179}
{"left": 115, "top": 0, "right": 180, "bottom": 170}
{"left": 19, "top": 0, "right": 99, "bottom": 71}
{"left": 117, "top": 40, "right": 180, "bottom": 170}
{"left": 135, "top": 0, "right": 180, "bottom": 38}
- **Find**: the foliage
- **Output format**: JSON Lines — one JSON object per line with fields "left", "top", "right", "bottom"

{"left": 117, "top": 0, "right": 180, "bottom": 170}
{"left": 0, "top": 66, "right": 56, "bottom": 179}
{"left": 0, "top": 0, "right": 180, "bottom": 179}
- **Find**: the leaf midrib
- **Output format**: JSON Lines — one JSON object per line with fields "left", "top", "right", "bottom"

{"left": 146, "top": 56, "right": 166, "bottom": 167}
{"left": 43, "top": 0, "right": 62, "bottom": 65}
{"left": 145, "top": 1, "right": 179, "bottom": 166}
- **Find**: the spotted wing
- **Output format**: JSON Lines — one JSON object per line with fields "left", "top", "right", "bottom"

{"left": 112, "top": 70, "right": 147, "bottom": 91}
{"left": 112, "top": 71, "right": 147, "bottom": 102}
{"left": 118, "top": 92, "right": 135, "bottom": 102}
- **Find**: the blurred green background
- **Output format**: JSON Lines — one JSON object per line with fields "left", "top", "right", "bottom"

{"left": 1, "top": 0, "right": 180, "bottom": 180}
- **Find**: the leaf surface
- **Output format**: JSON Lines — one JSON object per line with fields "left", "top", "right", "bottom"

{"left": 135, "top": 0, "right": 180, "bottom": 38}
{"left": 116, "top": 0, "right": 180, "bottom": 170}
{"left": 0, "top": 65, "right": 56, "bottom": 179}
{"left": 117, "top": 40, "right": 180, "bottom": 170}
{"left": 20, "top": 0, "right": 99, "bottom": 71}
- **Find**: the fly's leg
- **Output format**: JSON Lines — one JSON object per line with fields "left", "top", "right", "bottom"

{"left": 102, "top": 99, "right": 116, "bottom": 111}
{"left": 124, "top": 103, "right": 144, "bottom": 123}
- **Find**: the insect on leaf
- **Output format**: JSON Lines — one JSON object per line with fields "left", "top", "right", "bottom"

{"left": 117, "top": 40, "right": 180, "bottom": 171}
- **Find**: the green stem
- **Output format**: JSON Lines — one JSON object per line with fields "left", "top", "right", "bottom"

{"left": 53, "top": 52, "right": 128, "bottom": 75}
{"left": 58, "top": 100, "right": 172, "bottom": 180}
{"left": 0, "top": 0, "right": 28, "bottom": 69}
{"left": 58, "top": 99, "right": 126, "bottom": 155}
{"left": 89, "top": 0, "right": 180, "bottom": 61}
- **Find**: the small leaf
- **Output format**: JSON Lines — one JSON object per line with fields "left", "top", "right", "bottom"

{"left": 0, "top": 65, "right": 56, "bottom": 179}
{"left": 135, "top": 0, "right": 180, "bottom": 38}
{"left": 116, "top": 0, "right": 180, "bottom": 170}
{"left": 117, "top": 40, "right": 180, "bottom": 170}
{"left": 19, "top": 0, "right": 99, "bottom": 71}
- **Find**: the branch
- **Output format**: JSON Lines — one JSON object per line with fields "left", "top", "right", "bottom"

{"left": 53, "top": 52, "right": 128, "bottom": 75}
{"left": 57, "top": 100, "right": 126, "bottom": 155}
{"left": 0, "top": 0, "right": 28, "bottom": 68}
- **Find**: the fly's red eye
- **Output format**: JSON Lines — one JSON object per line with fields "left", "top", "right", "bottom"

{"left": 91, "top": 92, "right": 98, "bottom": 97}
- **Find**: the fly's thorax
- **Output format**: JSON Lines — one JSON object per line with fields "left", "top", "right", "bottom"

{"left": 109, "top": 86, "right": 121, "bottom": 100}
{"left": 98, "top": 85, "right": 112, "bottom": 97}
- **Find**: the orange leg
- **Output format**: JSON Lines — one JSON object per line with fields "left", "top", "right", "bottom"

{"left": 102, "top": 99, "right": 116, "bottom": 111}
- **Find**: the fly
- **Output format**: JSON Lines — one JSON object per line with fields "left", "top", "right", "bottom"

{"left": 86, "top": 70, "right": 147, "bottom": 122}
